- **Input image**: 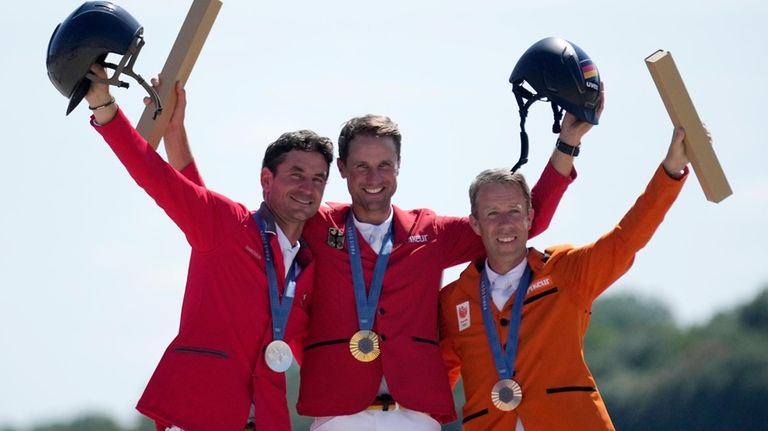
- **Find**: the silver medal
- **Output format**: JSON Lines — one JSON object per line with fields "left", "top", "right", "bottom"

{"left": 265, "top": 340, "right": 293, "bottom": 372}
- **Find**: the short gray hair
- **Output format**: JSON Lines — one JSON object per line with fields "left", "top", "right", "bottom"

{"left": 468, "top": 168, "right": 531, "bottom": 216}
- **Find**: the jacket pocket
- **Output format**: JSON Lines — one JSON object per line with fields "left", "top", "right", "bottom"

{"left": 523, "top": 287, "right": 559, "bottom": 305}
{"left": 411, "top": 336, "right": 439, "bottom": 346}
{"left": 462, "top": 408, "right": 489, "bottom": 424}
{"left": 546, "top": 385, "right": 596, "bottom": 394}
{"left": 172, "top": 346, "right": 229, "bottom": 359}
{"left": 304, "top": 338, "right": 348, "bottom": 352}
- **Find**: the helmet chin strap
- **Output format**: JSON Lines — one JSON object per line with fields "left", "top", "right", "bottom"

{"left": 85, "top": 35, "right": 163, "bottom": 120}
{"left": 550, "top": 101, "right": 563, "bottom": 134}
{"left": 511, "top": 85, "right": 539, "bottom": 173}
{"left": 511, "top": 85, "right": 566, "bottom": 173}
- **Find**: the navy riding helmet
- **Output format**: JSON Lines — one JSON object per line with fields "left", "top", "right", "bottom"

{"left": 46, "top": 1, "right": 161, "bottom": 117}
{"left": 508, "top": 37, "right": 602, "bottom": 172}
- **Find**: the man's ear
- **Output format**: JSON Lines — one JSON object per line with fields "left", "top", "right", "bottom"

{"left": 336, "top": 158, "right": 347, "bottom": 179}
{"left": 527, "top": 208, "right": 535, "bottom": 231}
{"left": 469, "top": 214, "right": 482, "bottom": 236}
{"left": 261, "top": 167, "right": 273, "bottom": 192}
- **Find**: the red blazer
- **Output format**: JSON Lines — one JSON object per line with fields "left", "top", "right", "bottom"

{"left": 296, "top": 163, "right": 573, "bottom": 423}
{"left": 93, "top": 110, "right": 312, "bottom": 431}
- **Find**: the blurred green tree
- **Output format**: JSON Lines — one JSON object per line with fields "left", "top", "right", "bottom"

{"left": 592, "top": 288, "right": 768, "bottom": 431}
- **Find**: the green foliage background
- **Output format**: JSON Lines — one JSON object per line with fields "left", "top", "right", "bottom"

{"left": 4, "top": 288, "right": 767, "bottom": 431}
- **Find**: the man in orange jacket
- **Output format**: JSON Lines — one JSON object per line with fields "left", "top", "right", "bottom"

{"left": 439, "top": 126, "right": 695, "bottom": 430}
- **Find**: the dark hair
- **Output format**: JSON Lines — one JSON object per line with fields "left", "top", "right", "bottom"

{"left": 468, "top": 168, "right": 531, "bottom": 216}
{"left": 337, "top": 115, "right": 401, "bottom": 162}
{"left": 262, "top": 129, "right": 334, "bottom": 173}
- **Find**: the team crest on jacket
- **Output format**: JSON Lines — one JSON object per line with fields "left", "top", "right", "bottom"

{"left": 327, "top": 227, "right": 345, "bottom": 249}
{"left": 456, "top": 301, "right": 471, "bottom": 331}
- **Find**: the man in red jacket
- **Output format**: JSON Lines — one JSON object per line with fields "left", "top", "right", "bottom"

{"left": 295, "top": 112, "right": 595, "bottom": 431}
{"left": 84, "top": 65, "right": 334, "bottom": 431}
{"left": 439, "top": 127, "right": 692, "bottom": 430}
{"left": 159, "top": 88, "right": 601, "bottom": 429}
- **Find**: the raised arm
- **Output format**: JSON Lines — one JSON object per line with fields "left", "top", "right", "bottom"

{"left": 143, "top": 78, "right": 206, "bottom": 186}
{"left": 560, "top": 126, "right": 691, "bottom": 302}
{"left": 85, "top": 65, "right": 233, "bottom": 251}
{"left": 528, "top": 87, "right": 605, "bottom": 238}
{"left": 661, "top": 126, "right": 690, "bottom": 179}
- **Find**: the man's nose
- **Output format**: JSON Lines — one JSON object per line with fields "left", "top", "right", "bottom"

{"left": 366, "top": 168, "right": 383, "bottom": 183}
{"left": 296, "top": 178, "right": 316, "bottom": 192}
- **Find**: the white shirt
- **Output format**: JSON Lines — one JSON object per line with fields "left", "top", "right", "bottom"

{"left": 484, "top": 258, "right": 527, "bottom": 311}
{"left": 352, "top": 210, "right": 394, "bottom": 255}
{"left": 275, "top": 224, "right": 301, "bottom": 292}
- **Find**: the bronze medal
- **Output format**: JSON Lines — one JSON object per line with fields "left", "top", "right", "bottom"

{"left": 491, "top": 378, "right": 523, "bottom": 411}
{"left": 349, "top": 329, "right": 380, "bottom": 362}
{"left": 265, "top": 340, "right": 293, "bottom": 373}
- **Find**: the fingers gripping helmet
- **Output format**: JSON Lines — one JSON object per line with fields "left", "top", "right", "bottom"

{"left": 46, "top": 1, "right": 161, "bottom": 116}
{"left": 507, "top": 37, "right": 601, "bottom": 172}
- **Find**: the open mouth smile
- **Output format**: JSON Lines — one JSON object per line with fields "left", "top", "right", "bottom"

{"left": 290, "top": 195, "right": 313, "bottom": 205}
{"left": 363, "top": 187, "right": 384, "bottom": 194}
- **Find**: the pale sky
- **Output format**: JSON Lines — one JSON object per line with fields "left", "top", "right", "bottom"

{"left": 1, "top": 0, "right": 766, "bottom": 428}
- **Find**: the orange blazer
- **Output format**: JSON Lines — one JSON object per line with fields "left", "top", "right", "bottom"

{"left": 439, "top": 165, "right": 686, "bottom": 430}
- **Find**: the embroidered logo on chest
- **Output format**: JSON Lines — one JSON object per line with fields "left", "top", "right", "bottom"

{"left": 528, "top": 276, "right": 553, "bottom": 294}
{"left": 456, "top": 301, "right": 471, "bottom": 332}
{"left": 327, "top": 227, "right": 345, "bottom": 249}
{"left": 408, "top": 234, "right": 428, "bottom": 243}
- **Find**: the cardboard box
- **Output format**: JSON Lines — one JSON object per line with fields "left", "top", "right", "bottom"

{"left": 645, "top": 50, "right": 732, "bottom": 203}
{"left": 137, "top": 0, "right": 222, "bottom": 149}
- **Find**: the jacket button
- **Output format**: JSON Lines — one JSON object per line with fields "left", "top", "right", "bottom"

{"left": 381, "top": 334, "right": 387, "bottom": 341}
{"left": 499, "top": 318, "right": 510, "bottom": 327}
{"left": 379, "top": 308, "right": 386, "bottom": 315}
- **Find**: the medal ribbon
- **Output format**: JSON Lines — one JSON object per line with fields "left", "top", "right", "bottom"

{"left": 479, "top": 263, "right": 532, "bottom": 380}
{"left": 253, "top": 213, "right": 298, "bottom": 342}
{"left": 345, "top": 212, "right": 394, "bottom": 331}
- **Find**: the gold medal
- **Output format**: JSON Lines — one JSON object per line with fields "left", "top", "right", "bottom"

{"left": 349, "top": 330, "right": 380, "bottom": 362}
{"left": 265, "top": 340, "right": 293, "bottom": 373}
{"left": 491, "top": 379, "right": 523, "bottom": 411}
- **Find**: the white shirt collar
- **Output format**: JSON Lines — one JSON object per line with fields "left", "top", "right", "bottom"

{"left": 485, "top": 256, "right": 528, "bottom": 311}
{"left": 485, "top": 257, "right": 527, "bottom": 284}
{"left": 352, "top": 207, "right": 393, "bottom": 251}
{"left": 275, "top": 224, "right": 301, "bottom": 276}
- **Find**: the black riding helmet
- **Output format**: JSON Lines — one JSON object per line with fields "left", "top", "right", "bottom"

{"left": 507, "top": 37, "right": 601, "bottom": 172}
{"left": 46, "top": 1, "right": 161, "bottom": 117}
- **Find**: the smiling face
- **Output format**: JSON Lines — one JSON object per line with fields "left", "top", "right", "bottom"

{"left": 261, "top": 149, "right": 329, "bottom": 235}
{"left": 337, "top": 134, "right": 400, "bottom": 224}
{"left": 469, "top": 181, "right": 534, "bottom": 274}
